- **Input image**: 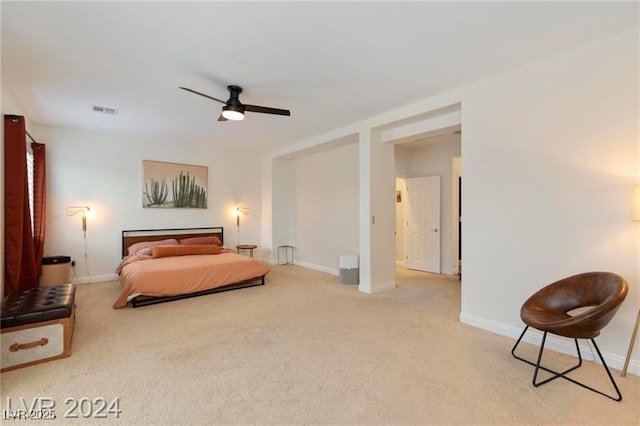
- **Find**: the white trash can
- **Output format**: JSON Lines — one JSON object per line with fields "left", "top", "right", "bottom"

{"left": 339, "top": 254, "right": 359, "bottom": 285}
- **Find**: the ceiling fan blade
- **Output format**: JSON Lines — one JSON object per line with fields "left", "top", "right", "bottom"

{"left": 217, "top": 114, "right": 228, "bottom": 122}
{"left": 179, "top": 87, "right": 226, "bottom": 104}
{"left": 244, "top": 104, "right": 291, "bottom": 116}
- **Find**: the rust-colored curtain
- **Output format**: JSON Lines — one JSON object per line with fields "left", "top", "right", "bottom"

{"left": 4, "top": 115, "right": 37, "bottom": 296}
{"left": 31, "top": 142, "right": 46, "bottom": 274}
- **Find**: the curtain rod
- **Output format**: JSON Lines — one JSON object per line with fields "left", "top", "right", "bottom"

{"left": 25, "top": 130, "right": 38, "bottom": 144}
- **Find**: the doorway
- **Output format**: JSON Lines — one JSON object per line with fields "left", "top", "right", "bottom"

{"left": 394, "top": 130, "right": 461, "bottom": 276}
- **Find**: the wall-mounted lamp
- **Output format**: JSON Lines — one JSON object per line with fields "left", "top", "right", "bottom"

{"left": 66, "top": 206, "right": 90, "bottom": 238}
{"left": 232, "top": 207, "right": 249, "bottom": 229}
{"left": 232, "top": 206, "right": 249, "bottom": 246}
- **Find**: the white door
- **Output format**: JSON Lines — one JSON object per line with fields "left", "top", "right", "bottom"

{"left": 405, "top": 176, "right": 440, "bottom": 273}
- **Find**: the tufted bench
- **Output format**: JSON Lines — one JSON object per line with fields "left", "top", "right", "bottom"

{"left": 1, "top": 284, "right": 76, "bottom": 372}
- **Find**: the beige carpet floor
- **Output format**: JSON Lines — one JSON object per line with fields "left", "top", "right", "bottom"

{"left": 1, "top": 266, "right": 639, "bottom": 425}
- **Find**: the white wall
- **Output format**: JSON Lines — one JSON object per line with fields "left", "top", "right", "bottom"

{"left": 27, "top": 124, "right": 264, "bottom": 282}
{"left": 460, "top": 28, "right": 639, "bottom": 368}
{"left": 1, "top": 84, "right": 32, "bottom": 126}
{"left": 292, "top": 142, "right": 359, "bottom": 273}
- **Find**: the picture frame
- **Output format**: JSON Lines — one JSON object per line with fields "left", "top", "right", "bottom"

{"left": 142, "top": 160, "right": 208, "bottom": 209}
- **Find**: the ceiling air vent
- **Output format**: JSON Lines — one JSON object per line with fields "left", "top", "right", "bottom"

{"left": 92, "top": 105, "right": 118, "bottom": 115}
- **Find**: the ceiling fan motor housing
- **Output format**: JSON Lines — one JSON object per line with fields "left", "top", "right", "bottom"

{"left": 225, "top": 85, "right": 245, "bottom": 116}
{"left": 227, "top": 85, "right": 243, "bottom": 99}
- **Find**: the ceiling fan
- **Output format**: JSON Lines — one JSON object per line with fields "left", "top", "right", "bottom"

{"left": 179, "top": 85, "right": 291, "bottom": 121}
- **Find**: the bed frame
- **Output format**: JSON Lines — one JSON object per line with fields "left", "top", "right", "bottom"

{"left": 121, "top": 227, "right": 265, "bottom": 308}
{"left": 121, "top": 226, "right": 226, "bottom": 258}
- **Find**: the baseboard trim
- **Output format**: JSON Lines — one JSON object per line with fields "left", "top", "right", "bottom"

{"left": 359, "top": 281, "right": 396, "bottom": 294}
{"left": 293, "top": 260, "right": 339, "bottom": 276}
{"left": 72, "top": 273, "right": 119, "bottom": 284}
{"left": 460, "top": 312, "right": 638, "bottom": 376}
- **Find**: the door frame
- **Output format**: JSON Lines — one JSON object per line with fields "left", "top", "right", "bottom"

{"left": 452, "top": 157, "right": 462, "bottom": 275}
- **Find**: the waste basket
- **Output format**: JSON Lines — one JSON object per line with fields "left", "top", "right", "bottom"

{"left": 40, "top": 256, "right": 71, "bottom": 287}
{"left": 339, "top": 254, "right": 359, "bottom": 285}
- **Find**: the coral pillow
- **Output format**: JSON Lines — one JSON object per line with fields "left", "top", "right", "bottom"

{"left": 152, "top": 244, "right": 221, "bottom": 258}
{"left": 179, "top": 236, "right": 222, "bottom": 246}
{"left": 127, "top": 238, "right": 179, "bottom": 255}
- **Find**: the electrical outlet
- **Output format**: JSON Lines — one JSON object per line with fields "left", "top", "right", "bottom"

{"left": 71, "top": 260, "right": 76, "bottom": 267}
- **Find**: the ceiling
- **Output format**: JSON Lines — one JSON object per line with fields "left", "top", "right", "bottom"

{"left": 2, "top": 2, "right": 637, "bottom": 154}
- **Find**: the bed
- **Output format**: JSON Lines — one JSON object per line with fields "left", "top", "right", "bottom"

{"left": 114, "top": 227, "right": 269, "bottom": 308}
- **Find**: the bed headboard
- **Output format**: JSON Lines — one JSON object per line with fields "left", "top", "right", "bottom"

{"left": 121, "top": 227, "right": 224, "bottom": 257}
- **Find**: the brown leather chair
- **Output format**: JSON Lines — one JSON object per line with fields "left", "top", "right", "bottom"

{"left": 511, "top": 272, "right": 628, "bottom": 401}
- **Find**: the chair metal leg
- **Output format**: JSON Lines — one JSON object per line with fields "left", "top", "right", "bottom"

{"left": 511, "top": 327, "right": 622, "bottom": 401}
{"left": 532, "top": 332, "right": 585, "bottom": 387}
{"left": 586, "top": 338, "right": 623, "bottom": 401}
{"left": 512, "top": 327, "right": 582, "bottom": 386}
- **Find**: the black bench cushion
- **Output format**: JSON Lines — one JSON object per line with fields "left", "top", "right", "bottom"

{"left": 1, "top": 284, "right": 75, "bottom": 328}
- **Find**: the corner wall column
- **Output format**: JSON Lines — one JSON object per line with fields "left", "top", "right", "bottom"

{"left": 358, "top": 127, "right": 396, "bottom": 293}
{"left": 265, "top": 157, "right": 295, "bottom": 264}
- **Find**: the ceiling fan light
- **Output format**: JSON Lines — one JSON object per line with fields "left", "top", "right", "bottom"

{"left": 222, "top": 106, "right": 244, "bottom": 121}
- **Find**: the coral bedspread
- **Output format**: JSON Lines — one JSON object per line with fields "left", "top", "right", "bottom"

{"left": 114, "top": 252, "right": 270, "bottom": 308}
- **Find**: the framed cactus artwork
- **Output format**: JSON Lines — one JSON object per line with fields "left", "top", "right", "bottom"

{"left": 142, "top": 160, "right": 208, "bottom": 208}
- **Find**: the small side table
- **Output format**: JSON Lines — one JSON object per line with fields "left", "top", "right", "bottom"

{"left": 278, "top": 245, "right": 294, "bottom": 265}
{"left": 236, "top": 244, "right": 257, "bottom": 257}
